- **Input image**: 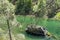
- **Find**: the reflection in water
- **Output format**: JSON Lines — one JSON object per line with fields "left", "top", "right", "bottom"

{"left": 22, "top": 32, "right": 55, "bottom": 40}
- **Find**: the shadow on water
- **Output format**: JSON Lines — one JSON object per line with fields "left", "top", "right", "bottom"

{"left": 20, "top": 27, "right": 56, "bottom": 40}
{"left": 22, "top": 32, "right": 54, "bottom": 40}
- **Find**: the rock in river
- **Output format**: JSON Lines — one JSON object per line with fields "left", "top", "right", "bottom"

{"left": 25, "top": 24, "right": 48, "bottom": 36}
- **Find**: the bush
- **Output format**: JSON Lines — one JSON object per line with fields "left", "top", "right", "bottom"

{"left": 54, "top": 12, "right": 60, "bottom": 20}
{"left": 34, "top": 0, "right": 46, "bottom": 17}
{"left": 15, "top": 0, "right": 32, "bottom": 15}
{"left": 8, "top": 0, "right": 17, "bottom": 5}
{"left": 46, "top": 0, "right": 59, "bottom": 18}
{"left": 0, "top": 0, "right": 15, "bottom": 14}
{"left": 0, "top": 0, "right": 15, "bottom": 21}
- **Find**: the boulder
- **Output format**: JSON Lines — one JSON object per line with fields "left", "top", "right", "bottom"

{"left": 25, "top": 24, "right": 47, "bottom": 36}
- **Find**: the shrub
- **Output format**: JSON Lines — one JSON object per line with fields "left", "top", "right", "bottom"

{"left": 0, "top": 0, "right": 15, "bottom": 21}
{"left": 15, "top": 0, "right": 32, "bottom": 15}
{"left": 0, "top": 0, "right": 15, "bottom": 14}
{"left": 54, "top": 12, "right": 60, "bottom": 20}
{"left": 34, "top": 0, "right": 46, "bottom": 17}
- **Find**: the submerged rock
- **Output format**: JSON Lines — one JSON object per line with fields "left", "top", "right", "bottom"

{"left": 15, "top": 34, "right": 25, "bottom": 40}
{"left": 25, "top": 24, "right": 47, "bottom": 36}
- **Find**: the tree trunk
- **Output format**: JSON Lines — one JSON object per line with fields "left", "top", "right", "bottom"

{"left": 7, "top": 19, "right": 12, "bottom": 40}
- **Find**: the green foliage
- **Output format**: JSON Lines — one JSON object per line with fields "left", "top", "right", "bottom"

{"left": 15, "top": 0, "right": 32, "bottom": 15}
{"left": 54, "top": 12, "right": 60, "bottom": 20}
{"left": 0, "top": 0, "right": 15, "bottom": 21}
{"left": 34, "top": 0, "right": 46, "bottom": 17}
{"left": 0, "top": 1, "right": 16, "bottom": 40}
{"left": 46, "top": 0, "right": 59, "bottom": 18}
{"left": 32, "top": 0, "right": 60, "bottom": 18}
{"left": 8, "top": 0, "right": 17, "bottom": 5}
{"left": 8, "top": 0, "right": 11, "bottom": 2}
{"left": 24, "top": 0, "right": 32, "bottom": 14}
{"left": 0, "top": 0, "right": 15, "bottom": 14}
{"left": 57, "top": 0, "right": 60, "bottom": 7}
